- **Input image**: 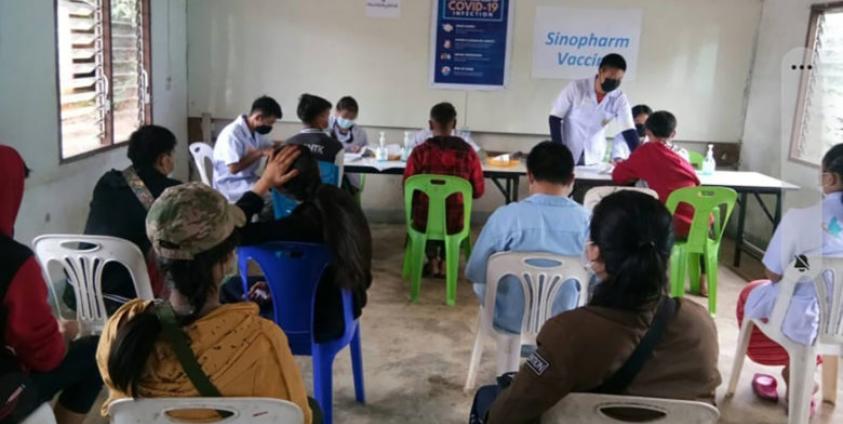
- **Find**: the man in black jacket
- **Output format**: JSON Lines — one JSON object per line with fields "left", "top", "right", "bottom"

{"left": 68, "top": 125, "right": 182, "bottom": 313}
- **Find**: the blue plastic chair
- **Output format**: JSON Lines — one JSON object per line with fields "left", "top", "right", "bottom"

{"left": 272, "top": 161, "right": 341, "bottom": 219}
{"left": 237, "top": 242, "right": 365, "bottom": 424}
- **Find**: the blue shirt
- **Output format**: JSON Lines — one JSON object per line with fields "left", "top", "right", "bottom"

{"left": 466, "top": 194, "right": 590, "bottom": 333}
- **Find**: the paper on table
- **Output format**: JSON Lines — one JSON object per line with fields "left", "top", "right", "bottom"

{"left": 578, "top": 163, "right": 614, "bottom": 174}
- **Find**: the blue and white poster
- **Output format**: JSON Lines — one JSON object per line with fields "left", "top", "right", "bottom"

{"left": 532, "top": 7, "right": 642, "bottom": 80}
{"left": 430, "top": 0, "right": 512, "bottom": 90}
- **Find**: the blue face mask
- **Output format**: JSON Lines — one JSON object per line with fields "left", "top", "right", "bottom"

{"left": 336, "top": 117, "right": 355, "bottom": 129}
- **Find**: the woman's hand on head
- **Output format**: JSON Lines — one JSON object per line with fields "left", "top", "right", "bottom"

{"left": 254, "top": 145, "right": 301, "bottom": 195}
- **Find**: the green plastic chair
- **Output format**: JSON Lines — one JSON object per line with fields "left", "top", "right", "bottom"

{"left": 687, "top": 151, "right": 704, "bottom": 170}
{"left": 402, "top": 174, "right": 473, "bottom": 306}
{"left": 353, "top": 175, "right": 366, "bottom": 206}
{"left": 665, "top": 186, "right": 737, "bottom": 315}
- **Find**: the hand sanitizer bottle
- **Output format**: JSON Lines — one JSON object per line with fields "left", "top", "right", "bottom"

{"left": 702, "top": 144, "right": 716, "bottom": 175}
{"left": 377, "top": 132, "right": 387, "bottom": 161}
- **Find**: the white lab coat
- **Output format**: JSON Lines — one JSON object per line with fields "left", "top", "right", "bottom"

{"left": 550, "top": 77, "right": 635, "bottom": 165}
{"left": 212, "top": 115, "right": 273, "bottom": 203}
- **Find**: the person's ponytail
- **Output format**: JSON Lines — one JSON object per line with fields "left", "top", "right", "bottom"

{"left": 107, "top": 307, "right": 162, "bottom": 396}
{"left": 313, "top": 185, "right": 372, "bottom": 292}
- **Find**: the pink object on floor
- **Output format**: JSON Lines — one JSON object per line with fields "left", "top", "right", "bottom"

{"left": 752, "top": 373, "right": 779, "bottom": 402}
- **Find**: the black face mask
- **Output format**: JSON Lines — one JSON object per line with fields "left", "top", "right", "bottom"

{"left": 255, "top": 125, "right": 273, "bottom": 135}
{"left": 601, "top": 78, "right": 621, "bottom": 93}
{"left": 635, "top": 123, "right": 646, "bottom": 138}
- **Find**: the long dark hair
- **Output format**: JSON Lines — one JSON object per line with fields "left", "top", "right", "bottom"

{"left": 282, "top": 146, "right": 372, "bottom": 292}
{"left": 107, "top": 233, "right": 239, "bottom": 396}
{"left": 823, "top": 143, "right": 843, "bottom": 206}
{"left": 589, "top": 191, "right": 674, "bottom": 311}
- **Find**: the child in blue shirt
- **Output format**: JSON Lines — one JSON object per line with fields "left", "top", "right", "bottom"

{"left": 466, "top": 141, "right": 590, "bottom": 334}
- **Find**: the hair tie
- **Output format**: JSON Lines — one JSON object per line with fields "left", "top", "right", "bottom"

{"left": 638, "top": 240, "right": 656, "bottom": 249}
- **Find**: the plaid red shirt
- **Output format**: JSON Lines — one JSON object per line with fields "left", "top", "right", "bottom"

{"left": 403, "top": 136, "right": 485, "bottom": 233}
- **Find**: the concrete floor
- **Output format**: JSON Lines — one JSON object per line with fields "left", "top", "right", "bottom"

{"left": 86, "top": 224, "right": 843, "bottom": 423}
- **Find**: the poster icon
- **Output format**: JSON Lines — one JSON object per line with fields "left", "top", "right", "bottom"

{"left": 441, "top": 66, "right": 452, "bottom": 76}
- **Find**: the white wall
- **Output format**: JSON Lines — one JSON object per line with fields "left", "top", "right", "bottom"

{"left": 740, "top": 0, "right": 825, "bottom": 244}
{"left": 187, "top": 0, "right": 761, "bottom": 141}
{"left": 0, "top": 0, "right": 188, "bottom": 245}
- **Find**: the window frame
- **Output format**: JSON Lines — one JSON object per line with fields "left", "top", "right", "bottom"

{"left": 788, "top": 1, "right": 843, "bottom": 167}
{"left": 54, "top": 0, "right": 153, "bottom": 164}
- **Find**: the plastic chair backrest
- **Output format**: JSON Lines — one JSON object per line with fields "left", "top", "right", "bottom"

{"left": 108, "top": 397, "right": 304, "bottom": 424}
{"left": 271, "top": 160, "right": 343, "bottom": 219}
{"left": 665, "top": 186, "right": 737, "bottom": 251}
{"left": 687, "top": 151, "right": 704, "bottom": 170}
{"left": 583, "top": 186, "right": 659, "bottom": 211}
{"left": 766, "top": 256, "right": 843, "bottom": 350}
{"left": 485, "top": 252, "right": 589, "bottom": 339}
{"left": 541, "top": 393, "right": 719, "bottom": 424}
{"left": 189, "top": 142, "right": 214, "bottom": 186}
{"left": 237, "top": 242, "right": 357, "bottom": 351}
{"left": 32, "top": 235, "right": 154, "bottom": 336}
{"left": 403, "top": 174, "right": 473, "bottom": 238}
{"left": 21, "top": 403, "right": 56, "bottom": 424}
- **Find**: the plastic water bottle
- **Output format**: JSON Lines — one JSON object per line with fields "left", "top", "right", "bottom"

{"left": 702, "top": 144, "right": 716, "bottom": 175}
{"left": 401, "top": 131, "right": 413, "bottom": 161}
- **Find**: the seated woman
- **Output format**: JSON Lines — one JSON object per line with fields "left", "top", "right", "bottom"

{"left": 96, "top": 183, "right": 314, "bottom": 424}
{"left": 76, "top": 125, "right": 181, "bottom": 313}
{"left": 736, "top": 143, "right": 843, "bottom": 408}
{"left": 227, "top": 145, "right": 373, "bottom": 343}
{"left": 481, "top": 191, "right": 721, "bottom": 424}
{"left": 1, "top": 145, "right": 102, "bottom": 424}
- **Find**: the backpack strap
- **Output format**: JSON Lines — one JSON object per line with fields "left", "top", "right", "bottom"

{"left": 154, "top": 303, "right": 222, "bottom": 397}
{"left": 590, "top": 297, "right": 678, "bottom": 395}
{"left": 122, "top": 166, "right": 156, "bottom": 211}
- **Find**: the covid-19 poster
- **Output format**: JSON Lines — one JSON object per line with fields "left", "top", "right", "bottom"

{"left": 430, "top": 0, "right": 512, "bottom": 90}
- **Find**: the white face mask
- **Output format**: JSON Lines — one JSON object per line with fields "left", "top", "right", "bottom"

{"left": 336, "top": 117, "right": 355, "bottom": 130}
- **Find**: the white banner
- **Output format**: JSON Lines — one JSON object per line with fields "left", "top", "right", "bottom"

{"left": 366, "top": 0, "right": 401, "bottom": 19}
{"left": 532, "top": 7, "right": 642, "bottom": 80}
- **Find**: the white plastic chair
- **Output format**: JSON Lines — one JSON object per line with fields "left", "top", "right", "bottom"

{"left": 32, "top": 235, "right": 154, "bottom": 336}
{"left": 583, "top": 186, "right": 658, "bottom": 211}
{"left": 21, "top": 403, "right": 57, "bottom": 424}
{"left": 108, "top": 397, "right": 304, "bottom": 424}
{"left": 189, "top": 142, "right": 215, "bottom": 186}
{"left": 464, "top": 252, "right": 589, "bottom": 391}
{"left": 541, "top": 393, "right": 720, "bottom": 423}
{"left": 726, "top": 256, "right": 843, "bottom": 424}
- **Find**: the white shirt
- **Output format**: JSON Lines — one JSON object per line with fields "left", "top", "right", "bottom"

{"left": 212, "top": 115, "right": 273, "bottom": 203}
{"left": 550, "top": 77, "right": 635, "bottom": 165}
{"left": 611, "top": 135, "right": 690, "bottom": 163}
{"left": 329, "top": 116, "right": 369, "bottom": 152}
{"left": 745, "top": 192, "right": 843, "bottom": 345}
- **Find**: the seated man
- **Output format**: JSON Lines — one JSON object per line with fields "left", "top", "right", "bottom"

{"left": 466, "top": 141, "right": 589, "bottom": 334}
{"left": 404, "top": 102, "right": 484, "bottom": 276}
{"left": 611, "top": 111, "right": 699, "bottom": 239}
{"left": 1, "top": 145, "right": 102, "bottom": 424}
{"left": 213, "top": 95, "right": 282, "bottom": 203}
{"left": 81, "top": 125, "right": 180, "bottom": 312}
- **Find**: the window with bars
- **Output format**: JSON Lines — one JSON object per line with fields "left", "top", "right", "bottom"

{"left": 790, "top": 3, "right": 843, "bottom": 166}
{"left": 56, "top": 0, "right": 151, "bottom": 161}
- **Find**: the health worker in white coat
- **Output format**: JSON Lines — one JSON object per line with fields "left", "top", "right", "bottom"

{"left": 548, "top": 53, "right": 638, "bottom": 165}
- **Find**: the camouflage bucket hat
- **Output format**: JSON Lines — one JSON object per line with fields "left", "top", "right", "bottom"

{"left": 146, "top": 182, "right": 246, "bottom": 260}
